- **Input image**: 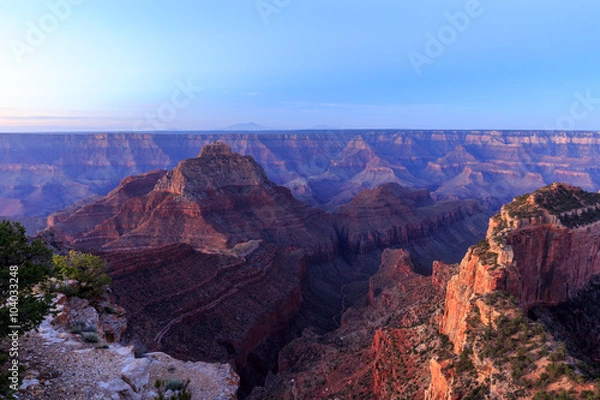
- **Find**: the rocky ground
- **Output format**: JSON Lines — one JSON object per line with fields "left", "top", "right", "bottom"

{"left": 15, "top": 295, "right": 239, "bottom": 400}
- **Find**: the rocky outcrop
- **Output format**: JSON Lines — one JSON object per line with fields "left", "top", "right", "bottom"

{"left": 427, "top": 183, "right": 600, "bottom": 398}
{"left": 19, "top": 295, "right": 239, "bottom": 400}
{"left": 425, "top": 358, "right": 455, "bottom": 400}
{"left": 51, "top": 294, "right": 127, "bottom": 344}
{"left": 441, "top": 183, "right": 600, "bottom": 353}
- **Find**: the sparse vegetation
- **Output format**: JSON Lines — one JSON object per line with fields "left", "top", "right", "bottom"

{"left": 455, "top": 347, "right": 476, "bottom": 374}
{"left": 580, "top": 390, "right": 600, "bottom": 400}
{"left": 533, "top": 390, "right": 576, "bottom": 400}
{"left": 532, "top": 184, "right": 600, "bottom": 228}
{"left": 472, "top": 239, "right": 499, "bottom": 267}
{"left": 560, "top": 207, "right": 600, "bottom": 228}
{"left": 463, "top": 385, "right": 487, "bottom": 400}
{"left": 154, "top": 378, "right": 192, "bottom": 400}
{"left": 462, "top": 291, "right": 592, "bottom": 397}
{"left": 549, "top": 346, "right": 567, "bottom": 362}
{"left": 69, "top": 322, "right": 85, "bottom": 334}
{"left": 505, "top": 193, "right": 543, "bottom": 219}
{"left": 491, "top": 213, "right": 510, "bottom": 244}
{"left": 534, "top": 184, "right": 600, "bottom": 215}
{"left": 82, "top": 332, "right": 100, "bottom": 343}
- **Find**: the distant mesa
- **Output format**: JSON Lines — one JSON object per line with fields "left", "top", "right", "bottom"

{"left": 309, "top": 125, "right": 341, "bottom": 130}
{"left": 5, "top": 130, "right": 600, "bottom": 225}
{"left": 219, "top": 122, "right": 270, "bottom": 131}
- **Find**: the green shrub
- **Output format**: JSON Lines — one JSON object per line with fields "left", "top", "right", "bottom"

{"left": 549, "top": 346, "right": 566, "bottom": 362}
{"left": 580, "top": 390, "right": 600, "bottom": 400}
{"left": 464, "top": 385, "right": 486, "bottom": 400}
{"left": 532, "top": 391, "right": 575, "bottom": 400}
{"left": 472, "top": 240, "right": 499, "bottom": 266}
{"left": 53, "top": 251, "right": 112, "bottom": 299}
{"left": 0, "top": 220, "right": 54, "bottom": 337}
{"left": 154, "top": 378, "right": 191, "bottom": 400}
{"left": 82, "top": 332, "right": 100, "bottom": 343}
{"left": 69, "top": 322, "right": 84, "bottom": 334}
{"left": 455, "top": 347, "right": 476, "bottom": 374}
{"left": 165, "top": 379, "right": 186, "bottom": 391}
{"left": 545, "top": 362, "right": 570, "bottom": 381}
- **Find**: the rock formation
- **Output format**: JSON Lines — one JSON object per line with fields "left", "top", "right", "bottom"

{"left": 442, "top": 183, "right": 600, "bottom": 354}
{"left": 249, "top": 183, "right": 600, "bottom": 399}
{"left": 47, "top": 142, "right": 336, "bottom": 259}
{"left": 42, "top": 142, "right": 492, "bottom": 397}
{"left": 428, "top": 183, "right": 600, "bottom": 398}
{"left": 335, "top": 183, "right": 487, "bottom": 272}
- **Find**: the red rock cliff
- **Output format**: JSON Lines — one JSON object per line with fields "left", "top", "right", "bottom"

{"left": 441, "top": 183, "right": 600, "bottom": 354}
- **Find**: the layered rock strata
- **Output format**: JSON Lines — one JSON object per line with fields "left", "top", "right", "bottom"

{"left": 442, "top": 183, "right": 600, "bottom": 353}
{"left": 6, "top": 130, "right": 600, "bottom": 225}
{"left": 427, "top": 183, "right": 600, "bottom": 398}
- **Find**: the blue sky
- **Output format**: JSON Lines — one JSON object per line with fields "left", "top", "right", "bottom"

{"left": 1, "top": 0, "right": 600, "bottom": 132}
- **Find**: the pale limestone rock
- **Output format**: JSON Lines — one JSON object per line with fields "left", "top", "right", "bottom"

{"left": 121, "top": 358, "right": 151, "bottom": 392}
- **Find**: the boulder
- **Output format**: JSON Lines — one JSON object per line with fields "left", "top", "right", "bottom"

{"left": 121, "top": 358, "right": 151, "bottom": 393}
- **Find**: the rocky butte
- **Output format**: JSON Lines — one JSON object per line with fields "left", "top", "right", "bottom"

{"left": 42, "top": 141, "right": 492, "bottom": 397}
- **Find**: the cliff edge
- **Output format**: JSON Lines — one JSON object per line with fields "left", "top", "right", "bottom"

{"left": 430, "top": 183, "right": 600, "bottom": 399}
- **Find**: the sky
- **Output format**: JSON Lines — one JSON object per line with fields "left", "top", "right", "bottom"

{"left": 1, "top": 0, "right": 600, "bottom": 132}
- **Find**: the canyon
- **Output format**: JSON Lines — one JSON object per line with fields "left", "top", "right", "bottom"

{"left": 4, "top": 130, "right": 600, "bottom": 234}
{"left": 10, "top": 133, "right": 600, "bottom": 398}
{"left": 42, "top": 141, "right": 490, "bottom": 397}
